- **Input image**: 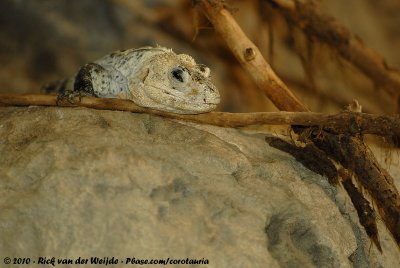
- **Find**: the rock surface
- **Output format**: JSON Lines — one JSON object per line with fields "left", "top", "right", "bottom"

{"left": 0, "top": 106, "right": 399, "bottom": 267}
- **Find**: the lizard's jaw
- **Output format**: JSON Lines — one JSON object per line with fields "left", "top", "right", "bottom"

{"left": 132, "top": 84, "right": 219, "bottom": 114}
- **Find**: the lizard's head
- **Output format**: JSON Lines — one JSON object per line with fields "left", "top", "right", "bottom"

{"left": 132, "top": 50, "right": 220, "bottom": 114}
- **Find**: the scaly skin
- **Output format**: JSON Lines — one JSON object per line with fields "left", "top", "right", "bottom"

{"left": 45, "top": 46, "right": 220, "bottom": 114}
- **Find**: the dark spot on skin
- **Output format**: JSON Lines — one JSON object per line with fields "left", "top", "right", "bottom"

{"left": 120, "top": 88, "right": 123, "bottom": 92}
{"left": 116, "top": 75, "right": 119, "bottom": 78}
{"left": 203, "top": 98, "right": 206, "bottom": 102}
{"left": 136, "top": 52, "right": 144, "bottom": 60}
{"left": 94, "top": 69, "right": 99, "bottom": 74}
{"left": 163, "top": 91, "right": 173, "bottom": 96}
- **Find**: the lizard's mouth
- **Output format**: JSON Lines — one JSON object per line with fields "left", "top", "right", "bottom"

{"left": 204, "top": 99, "right": 220, "bottom": 105}
{"left": 139, "top": 84, "right": 219, "bottom": 114}
{"left": 161, "top": 89, "right": 219, "bottom": 106}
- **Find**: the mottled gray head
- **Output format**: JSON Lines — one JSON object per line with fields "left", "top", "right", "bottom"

{"left": 131, "top": 49, "right": 220, "bottom": 114}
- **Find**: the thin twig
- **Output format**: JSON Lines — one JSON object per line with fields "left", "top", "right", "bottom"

{"left": 1, "top": 93, "right": 400, "bottom": 137}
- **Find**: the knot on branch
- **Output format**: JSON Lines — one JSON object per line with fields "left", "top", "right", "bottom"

{"left": 244, "top": 47, "right": 256, "bottom": 61}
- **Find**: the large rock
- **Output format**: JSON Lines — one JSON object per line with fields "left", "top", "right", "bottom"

{"left": 0, "top": 106, "right": 399, "bottom": 267}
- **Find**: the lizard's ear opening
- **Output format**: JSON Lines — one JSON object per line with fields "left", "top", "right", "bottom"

{"left": 170, "top": 66, "right": 190, "bottom": 85}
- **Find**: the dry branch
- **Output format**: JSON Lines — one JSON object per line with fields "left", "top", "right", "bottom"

{"left": 1, "top": 93, "right": 400, "bottom": 137}
{"left": 265, "top": 0, "right": 400, "bottom": 99}
{"left": 195, "top": 0, "right": 400, "bottom": 249}
{"left": 340, "top": 169, "right": 382, "bottom": 252}
{"left": 309, "top": 129, "right": 400, "bottom": 247}
{"left": 266, "top": 136, "right": 383, "bottom": 251}
{"left": 195, "top": 0, "right": 308, "bottom": 112}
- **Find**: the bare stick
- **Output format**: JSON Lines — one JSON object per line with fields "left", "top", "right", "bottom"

{"left": 195, "top": 0, "right": 400, "bottom": 248}
{"left": 2, "top": 93, "right": 400, "bottom": 137}
{"left": 265, "top": 0, "right": 400, "bottom": 98}
{"left": 195, "top": 0, "right": 308, "bottom": 112}
{"left": 339, "top": 169, "right": 382, "bottom": 252}
{"left": 310, "top": 129, "right": 400, "bottom": 247}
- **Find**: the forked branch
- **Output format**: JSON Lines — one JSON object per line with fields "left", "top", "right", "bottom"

{"left": 195, "top": 0, "right": 400, "bottom": 249}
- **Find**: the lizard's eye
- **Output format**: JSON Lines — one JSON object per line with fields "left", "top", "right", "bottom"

{"left": 170, "top": 67, "right": 189, "bottom": 84}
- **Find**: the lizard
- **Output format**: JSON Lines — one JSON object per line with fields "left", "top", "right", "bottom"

{"left": 43, "top": 46, "right": 220, "bottom": 114}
